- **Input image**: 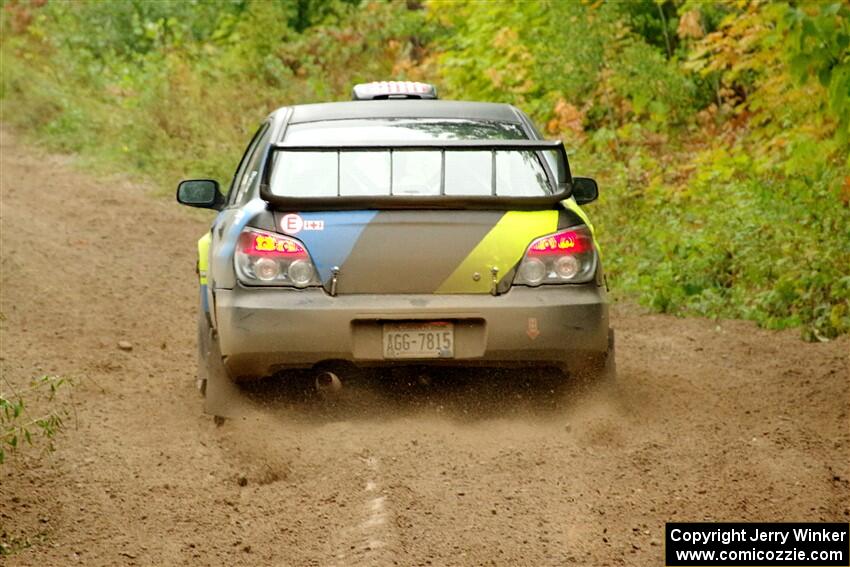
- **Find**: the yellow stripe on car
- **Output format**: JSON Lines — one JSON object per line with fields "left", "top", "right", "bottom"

{"left": 198, "top": 232, "right": 211, "bottom": 285}
{"left": 435, "top": 210, "right": 558, "bottom": 293}
{"left": 562, "top": 197, "right": 601, "bottom": 257}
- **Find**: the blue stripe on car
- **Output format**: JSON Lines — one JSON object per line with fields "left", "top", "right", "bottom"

{"left": 295, "top": 211, "right": 378, "bottom": 283}
{"left": 218, "top": 200, "right": 267, "bottom": 261}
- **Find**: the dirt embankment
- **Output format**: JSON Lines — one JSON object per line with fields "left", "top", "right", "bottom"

{"left": 1, "top": 128, "right": 848, "bottom": 566}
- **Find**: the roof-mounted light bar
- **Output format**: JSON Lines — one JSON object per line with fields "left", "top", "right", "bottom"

{"left": 352, "top": 81, "right": 438, "bottom": 101}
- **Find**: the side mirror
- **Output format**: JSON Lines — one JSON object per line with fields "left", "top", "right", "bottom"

{"left": 571, "top": 177, "right": 598, "bottom": 205}
{"left": 176, "top": 179, "right": 224, "bottom": 210}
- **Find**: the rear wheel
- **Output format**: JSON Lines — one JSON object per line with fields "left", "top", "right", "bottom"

{"left": 600, "top": 328, "right": 617, "bottom": 383}
{"left": 561, "top": 329, "right": 616, "bottom": 386}
{"left": 196, "top": 307, "right": 245, "bottom": 418}
{"left": 196, "top": 311, "right": 211, "bottom": 396}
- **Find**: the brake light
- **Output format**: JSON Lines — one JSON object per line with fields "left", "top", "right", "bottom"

{"left": 243, "top": 232, "right": 307, "bottom": 257}
{"left": 514, "top": 226, "right": 596, "bottom": 286}
{"left": 234, "top": 229, "right": 320, "bottom": 288}
{"left": 526, "top": 230, "right": 591, "bottom": 256}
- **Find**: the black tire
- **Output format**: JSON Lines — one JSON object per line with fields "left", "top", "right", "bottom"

{"left": 196, "top": 310, "right": 212, "bottom": 396}
{"left": 561, "top": 329, "right": 616, "bottom": 386}
{"left": 198, "top": 313, "right": 247, "bottom": 418}
{"left": 601, "top": 328, "right": 616, "bottom": 383}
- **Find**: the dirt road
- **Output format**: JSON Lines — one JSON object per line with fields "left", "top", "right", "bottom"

{"left": 1, "top": 128, "right": 847, "bottom": 566}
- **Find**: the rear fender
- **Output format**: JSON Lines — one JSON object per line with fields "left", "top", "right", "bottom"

{"left": 561, "top": 197, "right": 601, "bottom": 257}
{"left": 197, "top": 232, "right": 214, "bottom": 327}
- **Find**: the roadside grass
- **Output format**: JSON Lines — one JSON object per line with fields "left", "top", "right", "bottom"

{"left": 0, "top": 530, "right": 49, "bottom": 558}
{"left": 0, "top": 371, "right": 73, "bottom": 556}
{"left": 0, "top": 375, "right": 73, "bottom": 466}
{"left": 0, "top": 45, "right": 252, "bottom": 195}
{"left": 581, "top": 141, "right": 850, "bottom": 341}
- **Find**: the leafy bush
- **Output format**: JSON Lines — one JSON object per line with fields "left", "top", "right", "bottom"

{"left": 1, "top": 375, "right": 71, "bottom": 465}
{"left": 0, "top": 0, "right": 433, "bottom": 185}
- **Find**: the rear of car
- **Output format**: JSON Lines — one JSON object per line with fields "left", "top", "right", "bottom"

{"left": 178, "top": 84, "right": 612, "bottom": 412}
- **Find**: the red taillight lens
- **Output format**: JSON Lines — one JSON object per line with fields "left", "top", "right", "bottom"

{"left": 514, "top": 226, "right": 596, "bottom": 286}
{"left": 234, "top": 229, "right": 320, "bottom": 287}
{"left": 525, "top": 229, "right": 592, "bottom": 256}
{"left": 240, "top": 231, "right": 308, "bottom": 258}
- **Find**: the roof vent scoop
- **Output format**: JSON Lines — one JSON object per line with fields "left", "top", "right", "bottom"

{"left": 352, "top": 81, "right": 438, "bottom": 101}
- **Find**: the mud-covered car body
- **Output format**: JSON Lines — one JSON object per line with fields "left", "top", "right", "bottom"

{"left": 178, "top": 84, "right": 613, "bottom": 411}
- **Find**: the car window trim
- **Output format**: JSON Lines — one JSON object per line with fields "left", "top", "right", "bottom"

{"left": 227, "top": 122, "right": 270, "bottom": 206}
{"left": 233, "top": 125, "right": 272, "bottom": 206}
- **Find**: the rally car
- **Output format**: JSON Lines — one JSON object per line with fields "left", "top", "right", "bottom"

{"left": 177, "top": 81, "right": 614, "bottom": 415}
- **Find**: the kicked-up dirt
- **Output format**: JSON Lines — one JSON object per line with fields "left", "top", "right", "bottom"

{"left": 1, "top": 127, "right": 848, "bottom": 566}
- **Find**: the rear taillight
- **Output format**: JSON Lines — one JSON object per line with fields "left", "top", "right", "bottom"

{"left": 234, "top": 229, "right": 321, "bottom": 288}
{"left": 513, "top": 226, "right": 596, "bottom": 286}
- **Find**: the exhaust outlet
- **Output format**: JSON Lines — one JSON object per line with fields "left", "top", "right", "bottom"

{"left": 315, "top": 371, "right": 342, "bottom": 395}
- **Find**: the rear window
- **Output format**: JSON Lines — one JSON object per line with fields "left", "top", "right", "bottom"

{"left": 272, "top": 119, "right": 558, "bottom": 198}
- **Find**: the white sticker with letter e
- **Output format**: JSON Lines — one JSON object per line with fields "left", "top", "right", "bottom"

{"left": 280, "top": 213, "right": 303, "bottom": 234}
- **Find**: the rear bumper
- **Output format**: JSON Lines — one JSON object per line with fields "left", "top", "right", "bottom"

{"left": 215, "top": 284, "right": 608, "bottom": 379}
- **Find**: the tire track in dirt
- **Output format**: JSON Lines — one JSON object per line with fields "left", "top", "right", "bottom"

{"left": 327, "top": 452, "right": 398, "bottom": 567}
{"left": 1, "top": 127, "right": 848, "bottom": 566}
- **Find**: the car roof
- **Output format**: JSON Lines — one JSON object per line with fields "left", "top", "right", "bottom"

{"left": 284, "top": 100, "right": 523, "bottom": 125}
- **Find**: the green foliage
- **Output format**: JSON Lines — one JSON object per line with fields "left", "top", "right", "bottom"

{"left": 0, "top": 530, "right": 48, "bottom": 557}
{"left": 1, "top": 375, "right": 71, "bottom": 465}
{"left": 607, "top": 39, "right": 696, "bottom": 125}
{"left": 785, "top": 2, "right": 850, "bottom": 143}
{"left": 0, "top": 0, "right": 433, "bottom": 186}
{"left": 594, "top": 146, "right": 850, "bottom": 340}
{"left": 1, "top": 0, "right": 847, "bottom": 339}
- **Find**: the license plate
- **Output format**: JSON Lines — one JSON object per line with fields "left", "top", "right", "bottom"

{"left": 382, "top": 322, "right": 454, "bottom": 359}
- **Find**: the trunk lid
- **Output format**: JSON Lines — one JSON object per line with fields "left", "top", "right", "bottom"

{"left": 273, "top": 210, "right": 559, "bottom": 294}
